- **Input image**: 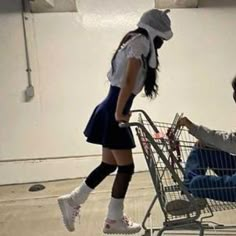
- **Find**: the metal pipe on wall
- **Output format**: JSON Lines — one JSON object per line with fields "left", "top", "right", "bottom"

{"left": 21, "top": 0, "right": 35, "bottom": 102}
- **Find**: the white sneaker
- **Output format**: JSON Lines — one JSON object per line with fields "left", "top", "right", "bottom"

{"left": 57, "top": 194, "right": 80, "bottom": 232}
{"left": 103, "top": 215, "right": 141, "bottom": 234}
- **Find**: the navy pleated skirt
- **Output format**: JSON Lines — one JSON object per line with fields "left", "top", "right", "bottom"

{"left": 84, "top": 86, "right": 136, "bottom": 149}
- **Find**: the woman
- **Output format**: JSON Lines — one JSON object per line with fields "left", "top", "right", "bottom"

{"left": 58, "top": 8, "right": 173, "bottom": 234}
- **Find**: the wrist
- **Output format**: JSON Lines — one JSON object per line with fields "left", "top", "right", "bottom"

{"left": 115, "top": 109, "right": 124, "bottom": 115}
{"left": 115, "top": 111, "right": 122, "bottom": 116}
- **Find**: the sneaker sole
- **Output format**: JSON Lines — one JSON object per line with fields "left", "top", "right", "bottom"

{"left": 57, "top": 197, "right": 75, "bottom": 232}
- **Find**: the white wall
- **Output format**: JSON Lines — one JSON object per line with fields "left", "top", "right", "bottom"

{"left": 0, "top": 0, "right": 236, "bottom": 184}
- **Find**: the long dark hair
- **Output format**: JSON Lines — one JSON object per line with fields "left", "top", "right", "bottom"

{"left": 232, "top": 76, "right": 236, "bottom": 91}
{"left": 111, "top": 28, "right": 159, "bottom": 99}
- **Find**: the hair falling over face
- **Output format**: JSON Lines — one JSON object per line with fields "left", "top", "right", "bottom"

{"left": 232, "top": 76, "right": 236, "bottom": 103}
{"left": 144, "top": 36, "right": 164, "bottom": 99}
{"left": 232, "top": 76, "right": 236, "bottom": 91}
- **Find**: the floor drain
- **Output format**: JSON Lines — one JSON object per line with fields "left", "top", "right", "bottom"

{"left": 28, "top": 184, "right": 45, "bottom": 192}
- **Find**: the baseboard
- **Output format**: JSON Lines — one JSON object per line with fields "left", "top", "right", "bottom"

{"left": 0, "top": 153, "right": 147, "bottom": 185}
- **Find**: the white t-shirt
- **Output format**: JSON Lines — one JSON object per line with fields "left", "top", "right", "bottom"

{"left": 107, "top": 34, "right": 150, "bottom": 95}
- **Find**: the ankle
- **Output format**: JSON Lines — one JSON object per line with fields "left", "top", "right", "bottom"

{"left": 70, "top": 182, "right": 93, "bottom": 205}
{"left": 107, "top": 197, "right": 124, "bottom": 220}
{"left": 67, "top": 196, "right": 79, "bottom": 208}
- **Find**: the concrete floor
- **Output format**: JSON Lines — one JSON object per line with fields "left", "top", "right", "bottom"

{"left": 1, "top": 172, "right": 236, "bottom": 236}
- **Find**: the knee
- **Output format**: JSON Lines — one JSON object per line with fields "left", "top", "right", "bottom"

{"left": 117, "top": 163, "right": 135, "bottom": 180}
{"left": 188, "top": 148, "right": 209, "bottom": 166}
{"left": 189, "top": 148, "right": 207, "bottom": 160}
{"left": 190, "top": 148, "right": 201, "bottom": 155}
{"left": 187, "top": 148, "right": 201, "bottom": 163}
{"left": 117, "top": 163, "right": 134, "bottom": 174}
{"left": 100, "top": 162, "right": 117, "bottom": 175}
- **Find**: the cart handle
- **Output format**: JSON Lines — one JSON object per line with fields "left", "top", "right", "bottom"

{"left": 123, "top": 109, "right": 159, "bottom": 133}
{"left": 119, "top": 121, "right": 144, "bottom": 129}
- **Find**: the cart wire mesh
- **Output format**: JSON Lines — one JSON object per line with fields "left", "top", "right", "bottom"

{"left": 125, "top": 110, "right": 236, "bottom": 235}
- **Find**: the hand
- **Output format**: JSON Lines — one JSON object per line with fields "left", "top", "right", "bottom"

{"left": 176, "top": 116, "right": 193, "bottom": 129}
{"left": 115, "top": 112, "right": 131, "bottom": 123}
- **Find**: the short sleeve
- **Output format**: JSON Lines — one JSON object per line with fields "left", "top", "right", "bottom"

{"left": 125, "top": 35, "right": 150, "bottom": 59}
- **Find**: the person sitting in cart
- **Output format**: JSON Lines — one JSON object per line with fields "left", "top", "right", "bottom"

{"left": 177, "top": 76, "right": 236, "bottom": 202}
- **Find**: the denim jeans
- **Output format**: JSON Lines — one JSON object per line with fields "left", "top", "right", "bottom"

{"left": 184, "top": 148, "right": 236, "bottom": 201}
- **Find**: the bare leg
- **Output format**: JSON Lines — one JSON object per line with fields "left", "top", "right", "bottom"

{"left": 102, "top": 147, "right": 117, "bottom": 165}
{"left": 111, "top": 149, "right": 133, "bottom": 165}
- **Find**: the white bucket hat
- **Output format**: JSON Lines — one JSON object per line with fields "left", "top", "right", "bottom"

{"left": 137, "top": 9, "right": 173, "bottom": 68}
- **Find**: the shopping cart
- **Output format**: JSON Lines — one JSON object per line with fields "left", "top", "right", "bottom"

{"left": 120, "top": 109, "right": 236, "bottom": 236}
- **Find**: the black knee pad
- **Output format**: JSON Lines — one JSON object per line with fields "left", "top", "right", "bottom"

{"left": 111, "top": 163, "right": 135, "bottom": 199}
{"left": 117, "top": 163, "right": 135, "bottom": 184}
{"left": 85, "top": 162, "right": 117, "bottom": 189}
{"left": 100, "top": 162, "right": 117, "bottom": 175}
{"left": 117, "top": 163, "right": 135, "bottom": 175}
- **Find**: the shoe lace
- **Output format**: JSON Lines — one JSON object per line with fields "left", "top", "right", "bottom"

{"left": 72, "top": 206, "right": 81, "bottom": 221}
{"left": 122, "top": 215, "right": 133, "bottom": 226}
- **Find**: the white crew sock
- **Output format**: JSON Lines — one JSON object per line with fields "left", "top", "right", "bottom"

{"left": 70, "top": 181, "right": 93, "bottom": 206}
{"left": 107, "top": 197, "right": 124, "bottom": 220}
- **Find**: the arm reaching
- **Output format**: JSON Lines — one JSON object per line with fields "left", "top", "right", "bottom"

{"left": 177, "top": 117, "right": 236, "bottom": 154}
{"left": 189, "top": 124, "right": 236, "bottom": 154}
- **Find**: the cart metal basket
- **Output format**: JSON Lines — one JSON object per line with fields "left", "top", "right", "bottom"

{"left": 120, "top": 110, "right": 236, "bottom": 236}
